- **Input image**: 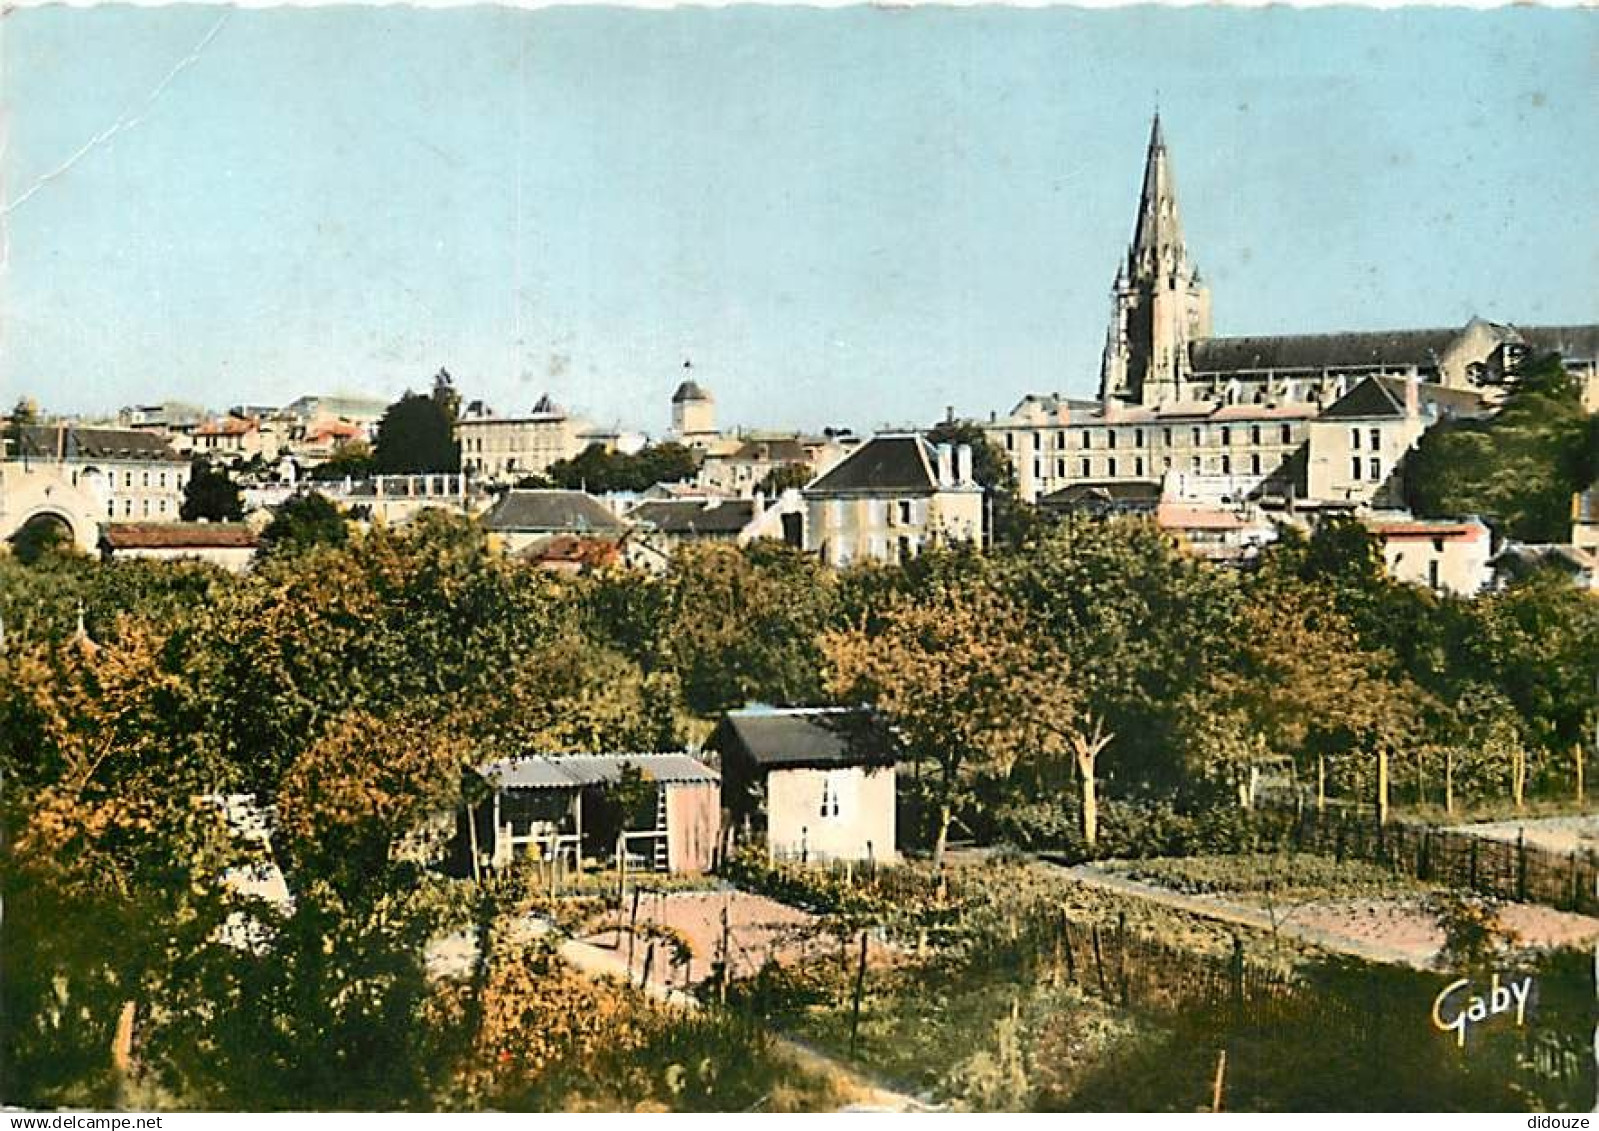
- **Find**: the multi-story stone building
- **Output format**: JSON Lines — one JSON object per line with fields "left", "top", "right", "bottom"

{"left": 455, "top": 394, "right": 590, "bottom": 482}
{"left": 802, "top": 434, "right": 983, "bottom": 566}
{"left": 5, "top": 423, "right": 190, "bottom": 523}
{"left": 993, "top": 115, "right": 1594, "bottom": 508}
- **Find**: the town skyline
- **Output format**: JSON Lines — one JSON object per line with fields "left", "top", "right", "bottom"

{"left": 2, "top": 6, "right": 1595, "bottom": 433}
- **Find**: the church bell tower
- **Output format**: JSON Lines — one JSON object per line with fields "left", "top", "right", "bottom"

{"left": 1098, "top": 114, "right": 1211, "bottom": 407}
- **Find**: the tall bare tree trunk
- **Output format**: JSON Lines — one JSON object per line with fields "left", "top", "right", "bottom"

{"left": 933, "top": 802, "right": 952, "bottom": 868}
{"left": 1445, "top": 748, "right": 1455, "bottom": 817}
{"left": 1081, "top": 772, "right": 1099, "bottom": 850}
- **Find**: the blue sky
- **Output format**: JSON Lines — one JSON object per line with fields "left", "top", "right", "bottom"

{"left": 1, "top": 6, "right": 1594, "bottom": 435}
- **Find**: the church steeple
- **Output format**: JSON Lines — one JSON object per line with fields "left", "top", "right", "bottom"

{"left": 1128, "top": 112, "right": 1188, "bottom": 282}
{"left": 1098, "top": 112, "right": 1212, "bottom": 408}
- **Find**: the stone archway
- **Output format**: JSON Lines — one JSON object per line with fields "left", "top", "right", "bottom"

{"left": 8, "top": 510, "right": 78, "bottom": 562}
{"left": 0, "top": 464, "right": 102, "bottom": 554}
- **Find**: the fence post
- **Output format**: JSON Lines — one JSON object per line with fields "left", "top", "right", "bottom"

{"left": 1091, "top": 923, "right": 1109, "bottom": 997}
{"left": 1517, "top": 828, "right": 1528, "bottom": 903}
{"left": 1062, "top": 912, "right": 1078, "bottom": 985}
{"left": 1469, "top": 837, "right": 1479, "bottom": 892}
{"left": 849, "top": 930, "right": 869, "bottom": 1058}
{"left": 1117, "top": 911, "right": 1131, "bottom": 1008}
{"left": 1229, "top": 935, "right": 1245, "bottom": 1020}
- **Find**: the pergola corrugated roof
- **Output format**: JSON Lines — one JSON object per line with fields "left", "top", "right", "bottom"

{"left": 480, "top": 753, "right": 718, "bottom": 791}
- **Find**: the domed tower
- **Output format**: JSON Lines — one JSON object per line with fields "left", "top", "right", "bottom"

{"left": 1098, "top": 113, "right": 1212, "bottom": 407}
{"left": 670, "top": 378, "right": 717, "bottom": 443}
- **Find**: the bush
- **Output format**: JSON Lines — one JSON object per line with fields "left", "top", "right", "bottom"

{"left": 990, "top": 796, "right": 1289, "bottom": 862}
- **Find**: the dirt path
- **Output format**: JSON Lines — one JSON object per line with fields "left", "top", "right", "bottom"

{"left": 559, "top": 931, "right": 937, "bottom": 1112}
{"left": 1058, "top": 861, "right": 1599, "bottom": 970}
{"left": 1058, "top": 862, "right": 1436, "bottom": 968}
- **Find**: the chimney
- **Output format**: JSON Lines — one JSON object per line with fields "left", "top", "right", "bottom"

{"left": 1405, "top": 372, "right": 1420, "bottom": 418}
{"left": 935, "top": 443, "right": 954, "bottom": 487}
{"left": 751, "top": 490, "right": 765, "bottom": 518}
{"left": 956, "top": 444, "right": 973, "bottom": 485}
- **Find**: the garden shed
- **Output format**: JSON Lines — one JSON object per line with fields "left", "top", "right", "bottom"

{"left": 464, "top": 753, "right": 720, "bottom": 875}
{"left": 711, "top": 706, "right": 897, "bottom": 864}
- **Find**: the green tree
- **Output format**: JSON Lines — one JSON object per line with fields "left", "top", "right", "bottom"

{"left": 180, "top": 458, "right": 244, "bottom": 522}
{"left": 544, "top": 442, "right": 700, "bottom": 494}
{"left": 754, "top": 462, "right": 813, "bottom": 495}
{"left": 308, "top": 439, "right": 376, "bottom": 481}
{"left": 823, "top": 576, "right": 1078, "bottom": 864}
{"left": 1404, "top": 352, "right": 1593, "bottom": 541}
{"left": 374, "top": 375, "right": 460, "bottom": 475}
{"left": 259, "top": 492, "right": 349, "bottom": 556}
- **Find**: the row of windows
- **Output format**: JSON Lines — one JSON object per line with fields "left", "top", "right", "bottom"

{"left": 1033, "top": 451, "right": 1278, "bottom": 482}
{"left": 73, "top": 469, "right": 185, "bottom": 490}
{"left": 107, "top": 498, "right": 172, "bottom": 518}
{"left": 1007, "top": 423, "right": 1299, "bottom": 453}
{"left": 824, "top": 499, "right": 921, "bottom": 527}
{"left": 1350, "top": 427, "right": 1383, "bottom": 451}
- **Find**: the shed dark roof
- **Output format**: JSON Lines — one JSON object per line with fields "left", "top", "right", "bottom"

{"left": 804, "top": 434, "right": 937, "bottom": 495}
{"left": 482, "top": 753, "right": 718, "bottom": 791}
{"left": 1190, "top": 329, "right": 1461, "bottom": 375}
{"left": 12, "top": 424, "right": 180, "bottom": 462}
{"left": 483, "top": 489, "right": 626, "bottom": 533}
{"left": 628, "top": 498, "right": 755, "bottom": 535}
{"left": 711, "top": 707, "right": 893, "bottom": 770}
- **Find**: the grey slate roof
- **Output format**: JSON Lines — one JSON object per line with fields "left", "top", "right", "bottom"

{"left": 12, "top": 424, "right": 181, "bottom": 462}
{"left": 482, "top": 753, "right": 718, "bottom": 791}
{"left": 483, "top": 489, "right": 626, "bottom": 533}
{"left": 672, "top": 380, "right": 710, "bottom": 403}
{"left": 628, "top": 498, "right": 755, "bottom": 536}
{"left": 1041, "top": 480, "right": 1163, "bottom": 507}
{"left": 1520, "top": 325, "right": 1599, "bottom": 363}
{"left": 804, "top": 434, "right": 937, "bottom": 495}
{"left": 1190, "top": 328, "right": 1461, "bottom": 374}
{"left": 1319, "top": 376, "right": 1486, "bottom": 421}
{"left": 711, "top": 707, "right": 893, "bottom": 770}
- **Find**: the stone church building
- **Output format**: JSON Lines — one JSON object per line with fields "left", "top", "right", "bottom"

{"left": 990, "top": 115, "right": 1598, "bottom": 508}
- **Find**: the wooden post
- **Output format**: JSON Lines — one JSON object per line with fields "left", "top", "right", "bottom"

{"left": 640, "top": 939, "right": 656, "bottom": 990}
{"left": 1445, "top": 749, "right": 1455, "bottom": 818}
{"left": 111, "top": 1000, "right": 136, "bottom": 1077}
{"left": 1229, "top": 936, "right": 1245, "bottom": 1021}
{"left": 1090, "top": 923, "right": 1108, "bottom": 997}
{"left": 1062, "top": 912, "right": 1078, "bottom": 985}
{"left": 718, "top": 901, "right": 731, "bottom": 1004}
{"left": 1517, "top": 828, "right": 1528, "bottom": 902}
{"left": 627, "top": 886, "right": 642, "bottom": 978}
{"left": 1210, "top": 1049, "right": 1228, "bottom": 1113}
{"left": 1575, "top": 744, "right": 1585, "bottom": 807}
{"left": 1316, "top": 755, "right": 1326, "bottom": 812}
{"left": 849, "top": 930, "right": 869, "bottom": 1058}
{"left": 614, "top": 833, "right": 627, "bottom": 947}
{"left": 1376, "top": 748, "right": 1390, "bottom": 827}
{"left": 1116, "top": 911, "right": 1130, "bottom": 1008}
{"left": 466, "top": 802, "right": 481, "bottom": 884}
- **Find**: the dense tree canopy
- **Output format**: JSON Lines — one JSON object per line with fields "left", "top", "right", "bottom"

{"left": 543, "top": 442, "right": 699, "bottom": 494}
{"left": 180, "top": 458, "right": 244, "bottom": 522}
{"left": 2, "top": 492, "right": 1594, "bottom": 1109}
{"left": 374, "top": 372, "right": 461, "bottom": 475}
{"left": 1404, "top": 353, "right": 1597, "bottom": 541}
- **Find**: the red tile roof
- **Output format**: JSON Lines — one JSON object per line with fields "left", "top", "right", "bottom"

{"left": 103, "top": 523, "right": 259, "bottom": 550}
